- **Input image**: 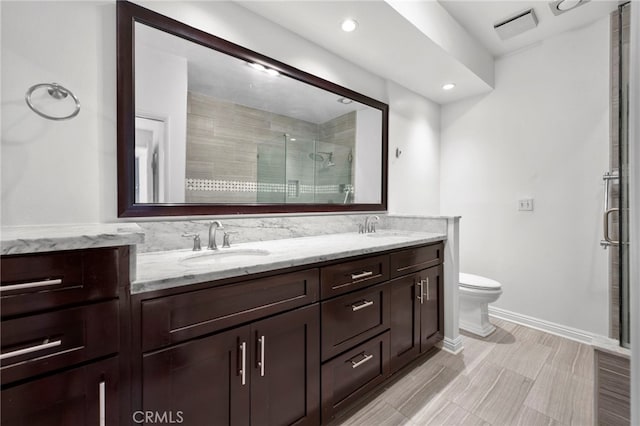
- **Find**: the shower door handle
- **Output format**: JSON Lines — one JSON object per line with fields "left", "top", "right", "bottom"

{"left": 603, "top": 208, "right": 620, "bottom": 246}
{"left": 601, "top": 171, "right": 619, "bottom": 248}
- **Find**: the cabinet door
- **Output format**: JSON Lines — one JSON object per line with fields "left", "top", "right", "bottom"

{"left": 419, "top": 265, "right": 441, "bottom": 352}
{"left": 142, "top": 326, "right": 251, "bottom": 426}
{"left": 389, "top": 273, "right": 421, "bottom": 373}
{"left": 250, "top": 304, "right": 320, "bottom": 426}
{"left": 1, "top": 356, "right": 118, "bottom": 426}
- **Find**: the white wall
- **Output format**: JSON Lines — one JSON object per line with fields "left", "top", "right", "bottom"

{"left": 135, "top": 44, "right": 187, "bottom": 202}
{"left": 387, "top": 81, "right": 441, "bottom": 215}
{"left": 354, "top": 109, "right": 382, "bottom": 204}
{"left": 0, "top": 1, "right": 441, "bottom": 226}
{"left": 441, "top": 17, "right": 610, "bottom": 336}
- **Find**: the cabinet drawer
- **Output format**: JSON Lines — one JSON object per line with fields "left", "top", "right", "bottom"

{"left": 321, "top": 332, "right": 390, "bottom": 422}
{"left": 1, "top": 356, "right": 119, "bottom": 426}
{"left": 141, "top": 269, "right": 319, "bottom": 351}
{"left": 1, "top": 300, "right": 119, "bottom": 385}
{"left": 1, "top": 247, "right": 124, "bottom": 317}
{"left": 389, "top": 243, "right": 443, "bottom": 278}
{"left": 320, "top": 255, "right": 389, "bottom": 299}
{"left": 321, "top": 283, "right": 390, "bottom": 361}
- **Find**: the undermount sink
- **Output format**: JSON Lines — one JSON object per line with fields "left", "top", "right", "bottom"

{"left": 180, "top": 248, "right": 271, "bottom": 264}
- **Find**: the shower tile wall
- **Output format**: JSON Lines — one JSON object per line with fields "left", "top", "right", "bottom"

{"left": 185, "top": 91, "right": 356, "bottom": 204}
{"left": 316, "top": 113, "right": 356, "bottom": 204}
{"left": 186, "top": 92, "right": 317, "bottom": 203}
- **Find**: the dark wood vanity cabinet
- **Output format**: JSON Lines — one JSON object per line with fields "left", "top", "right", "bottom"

{"left": 133, "top": 240, "right": 443, "bottom": 426}
{"left": 0, "top": 246, "right": 130, "bottom": 426}
{"left": 142, "top": 305, "right": 320, "bottom": 426}
{"left": 389, "top": 265, "right": 443, "bottom": 373}
{"left": 135, "top": 272, "right": 321, "bottom": 426}
{"left": 319, "top": 242, "right": 444, "bottom": 423}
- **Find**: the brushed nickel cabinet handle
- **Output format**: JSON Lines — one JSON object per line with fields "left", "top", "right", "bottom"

{"left": 239, "top": 341, "right": 247, "bottom": 385}
{"left": 351, "top": 271, "right": 373, "bottom": 281}
{"left": 0, "top": 278, "right": 62, "bottom": 293}
{"left": 351, "top": 300, "right": 374, "bottom": 311}
{"left": 258, "top": 335, "right": 265, "bottom": 377}
{"left": 426, "top": 277, "right": 430, "bottom": 301}
{"left": 416, "top": 280, "right": 424, "bottom": 304}
{"left": 99, "top": 380, "right": 106, "bottom": 426}
{"left": 351, "top": 353, "right": 374, "bottom": 369}
{"left": 0, "top": 338, "right": 62, "bottom": 361}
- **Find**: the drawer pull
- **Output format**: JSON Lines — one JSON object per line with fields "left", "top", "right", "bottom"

{"left": 99, "top": 380, "right": 106, "bottom": 426}
{"left": 0, "top": 338, "right": 62, "bottom": 361}
{"left": 351, "top": 271, "right": 374, "bottom": 281}
{"left": 417, "top": 280, "right": 424, "bottom": 304}
{"left": 350, "top": 353, "right": 374, "bottom": 369}
{"left": 0, "top": 278, "right": 62, "bottom": 293}
{"left": 258, "top": 335, "right": 266, "bottom": 377}
{"left": 351, "top": 300, "right": 374, "bottom": 311}
{"left": 239, "top": 341, "right": 247, "bottom": 385}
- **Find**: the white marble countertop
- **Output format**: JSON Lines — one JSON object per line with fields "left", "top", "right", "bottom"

{"left": 133, "top": 230, "right": 446, "bottom": 294}
{"left": 0, "top": 223, "right": 145, "bottom": 255}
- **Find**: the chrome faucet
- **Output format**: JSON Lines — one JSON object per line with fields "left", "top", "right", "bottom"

{"left": 360, "top": 215, "right": 379, "bottom": 234}
{"left": 208, "top": 221, "right": 224, "bottom": 250}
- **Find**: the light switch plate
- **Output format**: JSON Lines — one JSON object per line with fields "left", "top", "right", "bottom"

{"left": 518, "top": 198, "right": 534, "bottom": 211}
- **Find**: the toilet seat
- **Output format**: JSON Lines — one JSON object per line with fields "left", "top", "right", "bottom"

{"left": 459, "top": 273, "right": 501, "bottom": 291}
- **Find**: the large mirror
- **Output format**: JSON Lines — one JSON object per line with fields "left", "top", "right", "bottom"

{"left": 117, "top": 1, "right": 388, "bottom": 217}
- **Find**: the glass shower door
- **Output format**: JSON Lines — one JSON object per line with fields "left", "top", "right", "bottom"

{"left": 618, "top": 2, "right": 631, "bottom": 348}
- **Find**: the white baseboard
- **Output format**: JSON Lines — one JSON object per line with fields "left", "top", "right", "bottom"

{"left": 488, "top": 306, "right": 595, "bottom": 345}
{"left": 440, "top": 336, "right": 464, "bottom": 354}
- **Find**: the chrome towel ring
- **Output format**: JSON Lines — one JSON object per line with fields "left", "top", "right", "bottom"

{"left": 25, "top": 82, "right": 80, "bottom": 121}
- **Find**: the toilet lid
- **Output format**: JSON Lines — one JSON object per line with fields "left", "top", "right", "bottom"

{"left": 459, "top": 273, "right": 502, "bottom": 290}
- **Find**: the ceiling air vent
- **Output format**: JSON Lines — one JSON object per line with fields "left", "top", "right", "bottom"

{"left": 494, "top": 9, "right": 538, "bottom": 40}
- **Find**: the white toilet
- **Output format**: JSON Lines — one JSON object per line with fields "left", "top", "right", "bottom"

{"left": 458, "top": 273, "right": 503, "bottom": 337}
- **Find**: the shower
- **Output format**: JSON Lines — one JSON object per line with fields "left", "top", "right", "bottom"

{"left": 309, "top": 151, "right": 335, "bottom": 168}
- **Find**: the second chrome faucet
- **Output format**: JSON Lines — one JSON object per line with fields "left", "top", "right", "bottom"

{"left": 208, "top": 220, "right": 224, "bottom": 250}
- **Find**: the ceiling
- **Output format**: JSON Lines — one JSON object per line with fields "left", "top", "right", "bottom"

{"left": 136, "top": 22, "right": 373, "bottom": 124}
{"left": 237, "top": 0, "right": 619, "bottom": 104}
{"left": 439, "top": 0, "right": 620, "bottom": 57}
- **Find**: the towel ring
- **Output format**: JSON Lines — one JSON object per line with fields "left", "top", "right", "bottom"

{"left": 25, "top": 83, "right": 80, "bottom": 121}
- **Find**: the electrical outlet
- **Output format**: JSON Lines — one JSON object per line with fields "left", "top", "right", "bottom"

{"left": 518, "top": 198, "right": 534, "bottom": 211}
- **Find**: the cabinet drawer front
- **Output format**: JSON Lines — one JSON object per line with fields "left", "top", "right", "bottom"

{"left": 321, "top": 332, "right": 390, "bottom": 422}
{"left": 321, "top": 283, "right": 390, "bottom": 361}
{"left": 1, "top": 300, "right": 119, "bottom": 385}
{"left": 389, "top": 243, "right": 443, "bottom": 278}
{"left": 320, "top": 255, "right": 389, "bottom": 299}
{"left": 141, "top": 269, "right": 319, "bottom": 351}
{"left": 1, "top": 247, "right": 124, "bottom": 317}
{"left": 1, "top": 356, "right": 119, "bottom": 426}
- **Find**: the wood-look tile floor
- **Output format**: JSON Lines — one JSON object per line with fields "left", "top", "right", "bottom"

{"left": 333, "top": 319, "right": 594, "bottom": 426}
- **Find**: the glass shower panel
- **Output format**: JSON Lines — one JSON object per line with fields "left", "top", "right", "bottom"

{"left": 313, "top": 142, "right": 353, "bottom": 204}
{"left": 618, "top": 2, "right": 631, "bottom": 348}
{"left": 284, "top": 136, "right": 316, "bottom": 203}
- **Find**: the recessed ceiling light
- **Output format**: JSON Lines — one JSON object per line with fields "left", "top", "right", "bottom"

{"left": 337, "top": 97, "right": 353, "bottom": 104}
{"left": 341, "top": 19, "right": 358, "bottom": 32}
{"left": 442, "top": 83, "right": 456, "bottom": 91}
{"left": 549, "top": 0, "right": 589, "bottom": 15}
{"left": 249, "top": 62, "right": 266, "bottom": 71}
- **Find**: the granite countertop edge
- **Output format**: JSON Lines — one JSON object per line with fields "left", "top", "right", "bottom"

{"left": 132, "top": 232, "right": 446, "bottom": 294}
{"left": 0, "top": 223, "right": 145, "bottom": 255}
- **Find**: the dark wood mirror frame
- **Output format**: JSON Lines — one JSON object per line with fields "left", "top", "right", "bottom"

{"left": 117, "top": 1, "right": 388, "bottom": 217}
